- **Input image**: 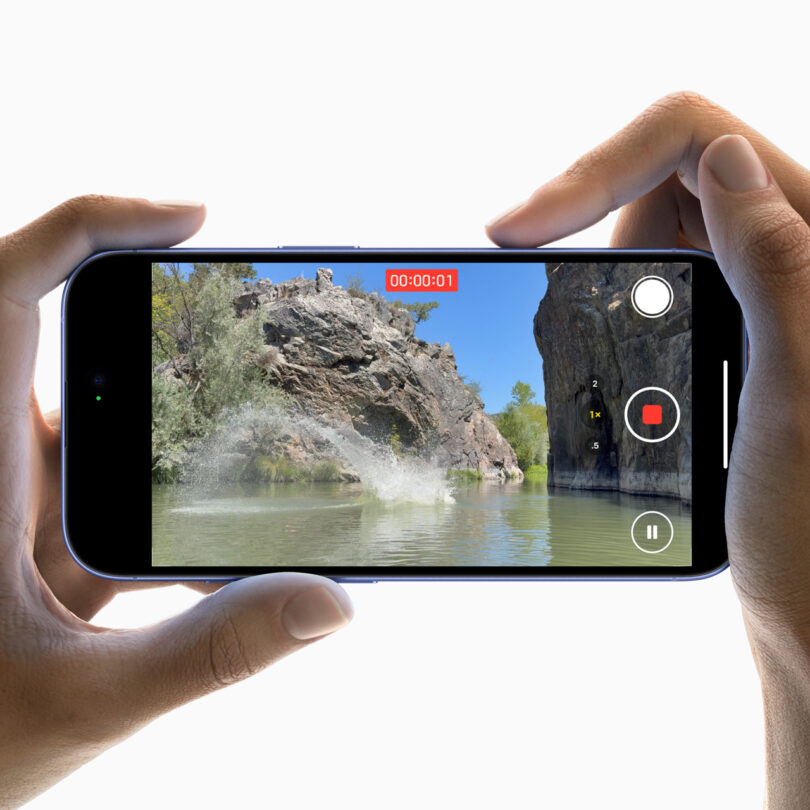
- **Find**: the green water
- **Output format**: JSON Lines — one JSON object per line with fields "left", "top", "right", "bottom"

{"left": 151, "top": 481, "right": 692, "bottom": 567}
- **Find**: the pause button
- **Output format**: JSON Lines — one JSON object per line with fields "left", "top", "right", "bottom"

{"left": 631, "top": 511, "right": 674, "bottom": 554}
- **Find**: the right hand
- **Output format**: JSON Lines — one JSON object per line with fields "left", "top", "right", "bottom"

{"left": 486, "top": 92, "right": 810, "bottom": 663}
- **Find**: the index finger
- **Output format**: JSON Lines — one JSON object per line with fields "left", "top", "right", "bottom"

{"left": 485, "top": 91, "right": 810, "bottom": 247}
{"left": 0, "top": 195, "right": 205, "bottom": 308}
{"left": 0, "top": 196, "right": 205, "bottom": 413}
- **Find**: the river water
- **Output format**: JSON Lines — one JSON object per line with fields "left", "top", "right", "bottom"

{"left": 151, "top": 480, "right": 692, "bottom": 568}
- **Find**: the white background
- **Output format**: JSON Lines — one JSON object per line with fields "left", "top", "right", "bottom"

{"left": 3, "top": 1, "right": 802, "bottom": 807}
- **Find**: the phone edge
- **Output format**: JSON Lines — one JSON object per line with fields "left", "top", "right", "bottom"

{"left": 61, "top": 247, "right": 732, "bottom": 583}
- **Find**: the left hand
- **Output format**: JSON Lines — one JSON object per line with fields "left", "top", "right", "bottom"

{"left": 0, "top": 196, "right": 354, "bottom": 808}
{"left": 17, "top": 198, "right": 218, "bottom": 619}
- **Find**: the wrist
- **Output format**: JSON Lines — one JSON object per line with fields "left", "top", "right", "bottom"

{"left": 744, "top": 617, "right": 810, "bottom": 809}
{"left": 744, "top": 610, "right": 810, "bottom": 682}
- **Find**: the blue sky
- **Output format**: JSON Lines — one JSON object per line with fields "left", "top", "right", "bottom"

{"left": 176, "top": 262, "right": 549, "bottom": 412}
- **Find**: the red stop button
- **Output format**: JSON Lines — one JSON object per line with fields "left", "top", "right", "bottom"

{"left": 642, "top": 404, "right": 663, "bottom": 425}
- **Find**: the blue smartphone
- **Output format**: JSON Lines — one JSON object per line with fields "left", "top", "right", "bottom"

{"left": 61, "top": 248, "right": 744, "bottom": 581}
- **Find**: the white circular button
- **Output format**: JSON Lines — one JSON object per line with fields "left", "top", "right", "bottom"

{"left": 631, "top": 275, "right": 673, "bottom": 318}
{"left": 624, "top": 386, "right": 681, "bottom": 443}
{"left": 631, "top": 511, "right": 675, "bottom": 553}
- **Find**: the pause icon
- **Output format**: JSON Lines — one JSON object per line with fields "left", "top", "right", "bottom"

{"left": 631, "top": 511, "right": 674, "bottom": 554}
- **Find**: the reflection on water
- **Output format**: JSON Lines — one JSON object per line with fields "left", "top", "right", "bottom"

{"left": 152, "top": 480, "right": 691, "bottom": 567}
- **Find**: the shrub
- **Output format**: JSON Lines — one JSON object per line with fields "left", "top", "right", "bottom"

{"left": 253, "top": 456, "right": 306, "bottom": 482}
{"left": 524, "top": 464, "right": 548, "bottom": 483}
{"left": 311, "top": 459, "right": 343, "bottom": 481}
{"left": 390, "top": 423, "right": 403, "bottom": 455}
{"left": 446, "top": 468, "right": 484, "bottom": 481}
{"left": 252, "top": 455, "right": 344, "bottom": 482}
{"left": 152, "top": 375, "right": 198, "bottom": 481}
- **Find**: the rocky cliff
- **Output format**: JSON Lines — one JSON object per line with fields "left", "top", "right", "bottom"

{"left": 160, "top": 267, "right": 521, "bottom": 481}
{"left": 534, "top": 262, "right": 691, "bottom": 500}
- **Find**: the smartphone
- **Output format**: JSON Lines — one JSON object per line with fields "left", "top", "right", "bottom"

{"left": 61, "top": 248, "right": 744, "bottom": 582}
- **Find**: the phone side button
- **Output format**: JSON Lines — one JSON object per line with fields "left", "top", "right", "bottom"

{"left": 333, "top": 579, "right": 378, "bottom": 584}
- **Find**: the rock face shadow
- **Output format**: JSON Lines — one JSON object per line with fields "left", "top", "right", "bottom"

{"left": 535, "top": 262, "right": 691, "bottom": 502}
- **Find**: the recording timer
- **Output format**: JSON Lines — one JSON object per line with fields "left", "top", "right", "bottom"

{"left": 385, "top": 268, "right": 459, "bottom": 292}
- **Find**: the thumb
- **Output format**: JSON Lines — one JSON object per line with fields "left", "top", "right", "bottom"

{"left": 698, "top": 134, "right": 810, "bottom": 368}
{"left": 109, "top": 573, "right": 354, "bottom": 719}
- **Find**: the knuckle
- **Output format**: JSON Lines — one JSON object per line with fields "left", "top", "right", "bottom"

{"left": 0, "top": 194, "right": 113, "bottom": 268}
{"left": 559, "top": 91, "right": 721, "bottom": 213}
{"left": 644, "top": 91, "right": 723, "bottom": 146}
{"left": 206, "top": 612, "right": 254, "bottom": 689}
{"left": 55, "top": 194, "right": 115, "bottom": 224}
{"left": 745, "top": 206, "right": 810, "bottom": 277}
{"left": 656, "top": 90, "right": 713, "bottom": 112}
{"left": 32, "top": 194, "right": 123, "bottom": 260}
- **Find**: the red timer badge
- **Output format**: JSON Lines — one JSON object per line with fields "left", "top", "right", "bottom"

{"left": 385, "top": 269, "right": 459, "bottom": 292}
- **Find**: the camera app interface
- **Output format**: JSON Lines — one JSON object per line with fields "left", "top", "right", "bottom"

{"left": 151, "top": 261, "right": 692, "bottom": 567}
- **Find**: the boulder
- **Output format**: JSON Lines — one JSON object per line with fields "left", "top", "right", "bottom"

{"left": 216, "top": 271, "right": 521, "bottom": 480}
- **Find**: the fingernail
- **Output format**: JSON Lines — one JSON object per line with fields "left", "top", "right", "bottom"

{"left": 282, "top": 586, "right": 353, "bottom": 640}
{"left": 150, "top": 199, "right": 204, "bottom": 208}
{"left": 705, "top": 135, "right": 769, "bottom": 192}
{"left": 486, "top": 201, "right": 525, "bottom": 229}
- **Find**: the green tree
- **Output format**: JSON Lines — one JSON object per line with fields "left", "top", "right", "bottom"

{"left": 152, "top": 262, "right": 194, "bottom": 366}
{"left": 403, "top": 301, "right": 438, "bottom": 324}
{"left": 493, "top": 381, "right": 548, "bottom": 471}
{"left": 388, "top": 299, "right": 440, "bottom": 326}
{"left": 186, "top": 270, "right": 278, "bottom": 425}
{"left": 151, "top": 264, "right": 283, "bottom": 480}
{"left": 511, "top": 380, "right": 536, "bottom": 408}
{"left": 188, "top": 262, "right": 256, "bottom": 295}
{"left": 152, "top": 263, "right": 257, "bottom": 365}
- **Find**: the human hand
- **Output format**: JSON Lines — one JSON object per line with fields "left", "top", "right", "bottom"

{"left": 486, "top": 92, "right": 810, "bottom": 805}
{"left": 0, "top": 196, "right": 354, "bottom": 808}
{"left": 486, "top": 90, "right": 810, "bottom": 640}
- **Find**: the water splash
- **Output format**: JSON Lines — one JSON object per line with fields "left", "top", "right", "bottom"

{"left": 182, "top": 401, "right": 455, "bottom": 504}
{"left": 169, "top": 500, "right": 361, "bottom": 516}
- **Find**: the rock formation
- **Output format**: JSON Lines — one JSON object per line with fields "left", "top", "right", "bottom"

{"left": 534, "top": 262, "right": 691, "bottom": 500}
{"left": 161, "top": 267, "right": 522, "bottom": 481}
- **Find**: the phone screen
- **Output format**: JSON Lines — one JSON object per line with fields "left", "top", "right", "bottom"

{"left": 151, "top": 260, "right": 692, "bottom": 568}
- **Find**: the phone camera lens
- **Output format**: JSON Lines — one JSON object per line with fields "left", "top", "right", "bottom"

{"left": 93, "top": 373, "right": 106, "bottom": 386}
